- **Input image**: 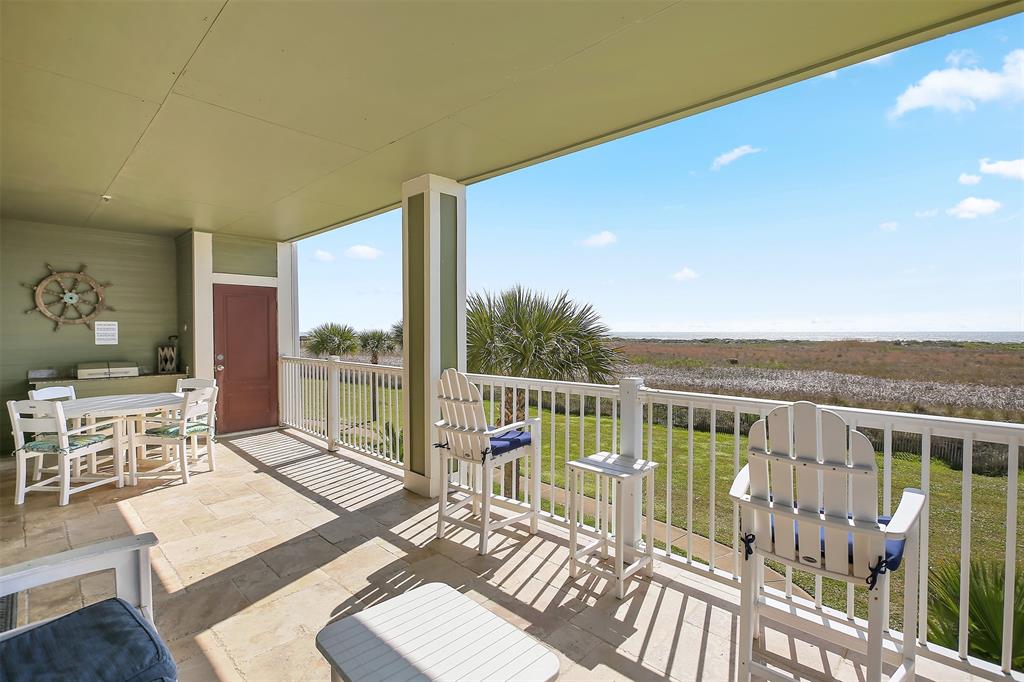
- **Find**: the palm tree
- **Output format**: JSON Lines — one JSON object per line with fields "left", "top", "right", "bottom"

{"left": 305, "top": 323, "right": 358, "bottom": 358}
{"left": 359, "top": 329, "right": 397, "bottom": 422}
{"left": 359, "top": 329, "right": 396, "bottom": 365}
{"left": 467, "top": 286, "right": 621, "bottom": 492}
{"left": 389, "top": 320, "right": 404, "bottom": 349}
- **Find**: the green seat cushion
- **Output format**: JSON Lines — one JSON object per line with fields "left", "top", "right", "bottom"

{"left": 145, "top": 421, "right": 209, "bottom": 437}
{"left": 27, "top": 433, "right": 111, "bottom": 453}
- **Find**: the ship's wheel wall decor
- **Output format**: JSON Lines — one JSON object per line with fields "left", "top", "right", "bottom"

{"left": 23, "top": 264, "right": 114, "bottom": 331}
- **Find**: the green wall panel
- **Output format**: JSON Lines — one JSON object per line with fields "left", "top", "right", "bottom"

{"left": 439, "top": 193, "right": 458, "bottom": 372}
{"left": 175, "top": 233, "right": 194, "bottom": 375}
{"left": 212, "top": 234, "right": 277, "bottom": 277}
{"left": 1, "top": 219, "right": 179, "bottom": 451}
{"left": 406, "top": 193, "right": 425, "bottom": 475}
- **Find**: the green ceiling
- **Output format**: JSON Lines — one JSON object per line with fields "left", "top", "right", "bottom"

{"left": 2, "top": 0, "right": 1020, "bottom": 241}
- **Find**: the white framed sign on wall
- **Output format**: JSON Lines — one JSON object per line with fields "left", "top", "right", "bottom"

{"left": 94, "top": 321, "right": 118, "bottom": 345}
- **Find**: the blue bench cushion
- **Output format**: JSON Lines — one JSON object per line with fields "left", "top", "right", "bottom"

{"left": 0, "top": 597, "right": 176, "bottom": 682}
{"left": 488, "top": 430, "right": 531, "bottom": 457}
{"left": 26, "top": 433, "right": 110, "bottom": 453}
{"left": 145, "top": 421, "right": 208, "bottom": 437}
{"left": 770, "top": 515, "right": 906, "bottom": 571}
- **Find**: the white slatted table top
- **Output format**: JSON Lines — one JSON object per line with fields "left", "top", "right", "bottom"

{"left": 567, "top": 452, "right": 658, "bottom": 480}
{"left": 315, "top": 583, "right": 559, "bottom": 682}
{"left": 61, "top": 393, "right": 183, "bottom": 419}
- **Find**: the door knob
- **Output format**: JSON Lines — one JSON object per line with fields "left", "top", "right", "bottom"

{"left": 216, "top": 364, "right": 225, "bottom": 371}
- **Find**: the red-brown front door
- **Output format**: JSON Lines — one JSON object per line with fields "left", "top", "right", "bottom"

{"left": 213, "top": 284, "right": 278, "bottom": 433}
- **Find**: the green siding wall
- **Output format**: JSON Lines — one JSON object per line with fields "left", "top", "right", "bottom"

{"left": 439, "top": 193, "right": 458, "bottom": 372}
{"left": 406, "top": 193, "right": 425, "bottom": 475}
{"left": 212, "top": 234, "right": 277, "bottom": 277}
{"left": 0, "top": 219, "right": 179, "bottom": 451}
{"left": 175, "top": 233, "right": 194, "bottom": 375}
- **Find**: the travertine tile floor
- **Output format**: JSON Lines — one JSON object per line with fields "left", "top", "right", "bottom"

{"left": 0, "top": 430, "right": 971, "bottom": 681}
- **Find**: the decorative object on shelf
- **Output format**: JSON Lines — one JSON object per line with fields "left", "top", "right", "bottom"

{"left": 157, "top": 335, "right": 178, "bottom": 374}
{"left": 22, "top": 264, "right": 114, "bottom": 331}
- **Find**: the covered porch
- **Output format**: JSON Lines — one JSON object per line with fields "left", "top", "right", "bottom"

{"left": 0, "top": 431, "right": 974, "bottom": 682}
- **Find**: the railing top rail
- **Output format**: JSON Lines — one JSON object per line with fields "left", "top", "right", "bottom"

{"left": 280, "top": 356, "right": 402, "bottom": 372}
{"left": 642, "top": 386, "right": 1024, "bottom": 442}
{"left": 465, "top": 372, "right": 620, "bottom": 396}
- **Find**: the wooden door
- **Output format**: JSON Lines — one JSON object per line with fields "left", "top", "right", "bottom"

{"left": 213, "top": 284, "right": 278, "bottom": 433}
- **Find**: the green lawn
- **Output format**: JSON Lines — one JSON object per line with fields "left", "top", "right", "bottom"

{"left": 298, "top": 377, "right": 1022, "bottom": 628}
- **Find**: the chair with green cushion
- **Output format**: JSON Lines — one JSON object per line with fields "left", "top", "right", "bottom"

{"left": 130, "top": 386, "right": 217, "bottom": 485}
{"left": 7, "top": 399, "right": 122, "bottom": 506}
{"left": 28, "top": 385, "right": 115, "bottom": 481}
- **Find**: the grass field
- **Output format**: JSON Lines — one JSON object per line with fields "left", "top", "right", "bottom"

{"left": 316, "top": 374, "right": 1021, "bottom": 630}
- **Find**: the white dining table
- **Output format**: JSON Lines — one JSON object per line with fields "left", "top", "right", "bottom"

{"left": 62, "top": 392, "right": 184, "bottom": 485}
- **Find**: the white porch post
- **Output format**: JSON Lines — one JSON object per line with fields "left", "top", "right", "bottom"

{"left": 619, "top": 377, "right": 644, "bottom": 562}
{"left": 401, "top": 174, "right": 467, "bottom": 498}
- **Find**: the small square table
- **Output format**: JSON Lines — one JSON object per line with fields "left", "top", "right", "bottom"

{"left": 567, "top": 452, "right": 658, "bottom": 598}
{"left": 315, "top": 582, "right": 559, "bottom": 681}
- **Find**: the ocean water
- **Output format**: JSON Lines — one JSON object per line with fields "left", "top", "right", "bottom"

{"left": 612, "top": 331, "right": 1024, "bottom": 342}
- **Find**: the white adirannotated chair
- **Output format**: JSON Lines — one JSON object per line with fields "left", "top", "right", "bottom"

{"left": 176, "top": 377, "right": 216, "bottom": 392}
{"left": 434, "top": 368, "right": 541, "bottom": 555}
{"left": 130, "top": 387, "right": 217, "bottom": 485}
{"left": 8, "top": 399, "right": 122, "bottom": 506}
{"left": 730, "top": 401, "right": 925, "bottom": 682}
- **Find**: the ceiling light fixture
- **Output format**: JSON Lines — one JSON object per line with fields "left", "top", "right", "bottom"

{"left": 100, "top": 195, "right": 112, "bottom": 202}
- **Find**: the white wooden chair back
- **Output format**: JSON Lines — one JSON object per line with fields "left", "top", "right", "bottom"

{"left": 744, "top": 401, "right": 882, "bottom": 579}
{"left": 178, "top": 387, "right": 217, "bottom": 433}
{"left": 27, "top": 386, "right": 76, "bottom": 401}
{"left": 176, "top": 378, "right": 216, "bottom": 392}
{"left": 436, "top": 368, "right": 490, "bottom": 461}
{"left": 7, "top": 400, "right": 69, "bottom": 450}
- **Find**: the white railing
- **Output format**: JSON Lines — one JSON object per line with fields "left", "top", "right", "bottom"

{"left": 279, "top": 358, "right": 1022, "bottom": 680}
{"left": 280, "top": 356, "right": 403, "bottom": 465}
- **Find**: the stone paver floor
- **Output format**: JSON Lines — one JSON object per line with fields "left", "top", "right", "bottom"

{"left": 1, "top": 429, "right": 971, "bottom": 681}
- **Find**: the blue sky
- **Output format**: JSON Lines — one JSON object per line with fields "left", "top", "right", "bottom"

{"left": 298, "top": 16, "right": 1023, "bottom": 334}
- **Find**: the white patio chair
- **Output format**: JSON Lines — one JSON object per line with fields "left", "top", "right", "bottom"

{"left": 175, "top": 377, "right": 216, "bottom": 392}
{"left": 129, "top": 387, "right": 217, "bottom": 484}
{"left": 27, "top": 385, "right": 77, "bottom": 401}
{"left": 8, "top": 400, "right": 122, "bottom": 506}
{"left": 730, "top": 401, "right": 925, "bottom": 682}
{"left": 434, "top": 368, "right": 541, "bottom": 555}
{"left": 27, "top": 385, "right": 113, "bottom": 481}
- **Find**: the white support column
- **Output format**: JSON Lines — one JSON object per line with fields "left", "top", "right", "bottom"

{"left": 402, "top": 174, "right": 467, "bottom": 498}
{"left": 277, "top": 241, "right": 299, "bottom": 357}
{"left": 193, "top": 232, "right": 214, "bottom": 380}
{"left": 618, "top": 377, "right": 644, "bottom": 562}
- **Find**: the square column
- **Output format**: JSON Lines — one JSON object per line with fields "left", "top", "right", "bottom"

{"left": 402, "top": 174, "right": 466, "bottom": 497}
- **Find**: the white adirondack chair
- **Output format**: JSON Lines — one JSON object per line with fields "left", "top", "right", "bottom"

{"left": 8, "top": 399, "right": 122, "bottom": 506}
{"left": 730, "top": 401, "right": 925, "bottom": 682}
{"left": 129, "top": 387, "right": 217, "bottom": 484}
{"left": 434, "top": 368, "right": 541, "bottom": 555}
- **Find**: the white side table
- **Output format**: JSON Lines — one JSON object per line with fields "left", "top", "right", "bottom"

{"left": 316, "top": 582, "right": 559, "bottom": 681}
{"left": 567, "top": 452, "right": 657, "bottom": 599}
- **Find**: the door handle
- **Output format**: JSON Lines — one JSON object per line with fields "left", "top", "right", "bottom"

{"left": 216, "top": 364, "right": 225, "bottom": 372}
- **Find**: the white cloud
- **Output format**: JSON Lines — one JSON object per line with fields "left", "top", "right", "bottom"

{"left": 582, "top": 230, "right": 617, "bottom": 247}
{"left": 313, "top": 249, "right": 335, "bottom": 262}
{"left": 889, "top": 49, "right": 1024, "bottom": 119}
{"left": 914, "top": 208, "right": 940, "bottom": 219}
{"left": 958, "top": 173, "right": 981, "bottom": 185}
{"left": 345, "top": 244, "right": 382, "bottom": 260}
{"left": 711, "top": 145, "right": 762, "bottom": 170}
{"left": 979, "top": 157, "right": 1024, "bottom": 180}
{"left": 945, "top": 49, "right": 980, "bottom": 68}
{"left": 671, "top": 267, "right": 699, "bottom": 282}
{"left": 947, "top": 197, "right": 1002, "bottom": 219}
{"left": 864, "top": 53, "right": 895, "bottom": 66}
{"left": 879, "top": 221, "right": 899, "bottom": 231}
